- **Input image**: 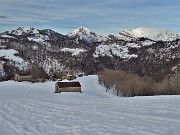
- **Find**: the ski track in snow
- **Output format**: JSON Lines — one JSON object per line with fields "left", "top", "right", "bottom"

{"left": 0, "top": 75, "right": 180, "bottom": 135}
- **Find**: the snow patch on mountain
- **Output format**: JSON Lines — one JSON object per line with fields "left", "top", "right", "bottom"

{"left": 93, "top": 40, "right": 156, "bottom": 59}
{"left": 0, "top": 49, "right": 28, "bottom": 70}
{"left": 126, "top": 43, "right": 141, "bottom": 48}
{"left": 0, "top": 49, "right": 24, "bottom": 63}
{"left": 118, "top": 27, "right": 179, "bottom": 41}
{"left": 141, "top": 40, "right": 155, "bottom": 46}
{"left": 27, "top": 34, "right": 49, "bottom": 42}
{"left": 62, "top": 48, "right": 86, "bottom": 56}
{"left": 68, "top": 26, "right": 108, "bottom": 43}
{"left": 94, "top": 43, "right": 137, "bottom": 59}
{"left": 1, "top": 35, "right": 16, "bottom": 39}
{"left": 126, "top": 40, "right": 155, "bottom": 48}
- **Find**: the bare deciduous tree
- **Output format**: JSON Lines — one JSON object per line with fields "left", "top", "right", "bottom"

{"left": 98, "top": 69, "right": 180, "bottom": 97}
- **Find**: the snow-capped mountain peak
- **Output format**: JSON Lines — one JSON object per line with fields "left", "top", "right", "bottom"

{"left": 68, "top": 26, "right": 108, "bottom": 43}
{"left": 74, "top": 26, "right": 91, "bottom": 34}
{"left": 118, "top": 27, "right": 179, "bottom": 41}
{"left": 68, "top": 26, "right": 95, "bottom": 37}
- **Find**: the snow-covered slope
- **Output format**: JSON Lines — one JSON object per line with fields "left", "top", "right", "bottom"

{"left": 61, "top": 48, "right": 86, "bottom": 56}
{"left": 68, "top": 26, "right": 108, "bottom": 43}
{"left": 1, "top": 35, "right": 15, "bottom": 39}
{"left": 1, "top": 27, "right": 45, "bottom": 42}
{"left": 0, "top": 75, "right": 179, "bottom": 135}
{"left": 93, "top": 40, "right": 155, "bottom": 59}
{"left": 93, "top": 43, "right": 138, "bottom": 59}
{"left": 117, "top": 27, "right": 179, "bottom": 41}
{"left": 0, "top": 49, "right": 28, "bottom": 69}
{"left": 0, "top": 49, "right": 24, "bottom": 63}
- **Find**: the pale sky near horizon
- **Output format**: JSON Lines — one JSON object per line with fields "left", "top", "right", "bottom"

{"left": 0, "top": 0, "right": 180, "bottom": 35}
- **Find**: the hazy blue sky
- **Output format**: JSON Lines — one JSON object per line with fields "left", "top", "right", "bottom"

{"left": 0, "top": 0, "right": 180, "bottom": 35}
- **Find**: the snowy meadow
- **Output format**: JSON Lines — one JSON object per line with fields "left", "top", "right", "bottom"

{"left": 0, "top": 75, "right": 180, "bottom": 135}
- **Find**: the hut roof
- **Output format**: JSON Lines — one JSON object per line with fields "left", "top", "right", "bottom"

{"left": 56, "top": 81, "right": 81, "bottom": 88}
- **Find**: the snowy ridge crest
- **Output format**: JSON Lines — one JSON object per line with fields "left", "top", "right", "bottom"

{"left": 118, "top": 27, "right": 179, "bottom": 41}
{"left": 0, "top": 27, "right": 67, "bottom": 42}
{"left": 9, "top": 27, "right": 39, "bottom": 36}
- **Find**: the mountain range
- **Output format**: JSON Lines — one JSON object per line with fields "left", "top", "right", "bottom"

{"left": 0, "top": 27, "right": 68, "bottom": 42}
{"left": 0, "top": 26, "right": 180, "bottom": 81}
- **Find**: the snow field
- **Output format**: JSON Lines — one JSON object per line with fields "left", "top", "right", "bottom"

{"left": 61, "top": 48, "right": 86, "bottom": 56}
{"left": 93, "top": 43, "right": 138, "bottom": 59}
{"left": 0, "top": 49, "right": 28, "bottom": 70}
{"left": 0, "top": 75, "right": 180, "bottom": 135}
{"left": 0, "top": 49, "right": 24, "bottom": 63}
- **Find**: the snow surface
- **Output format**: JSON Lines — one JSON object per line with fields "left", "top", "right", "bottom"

{"left": 1, "top": 35, "right": 15, "bottom": 39}
{"left": 141, "top": 40, "right": 155, "bottom": 46}
{"left": 27, "top": 34, "right": 49, "bottom": 42}
{"left": 0, "top": 49, "right": 28, "bottom": 70}
{"left": 62, "top": 48, "right": 86, "bottom": 56}
{"left": 118, "top": 27, "right": 179, "bottom": 41}
{"left": 94, "top": 43, "right": 138, "bottom": 59}
{"left": 93, "top": 40, "right": 157, "bottom": 59}
{"left": 126, "top": 43, "right": 141, "bottom": 48}
{"left": 27, "top": 37, "right": 44, "bottom": 42}
{"left": 126, "top": 40, "right": 155, "bottom": 48}
{"left": 0, "top": 75, "right": 179, "bottom": 135}
{"left": 0, "top": 49, "right": 24, "bottom": 63}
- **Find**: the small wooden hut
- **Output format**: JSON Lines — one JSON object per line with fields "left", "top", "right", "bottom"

{"left": 15, "top": 74, "right": 32, "bottom": 82}
{"left": 55, "top": 81, "right": 82, "bottom": 93}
